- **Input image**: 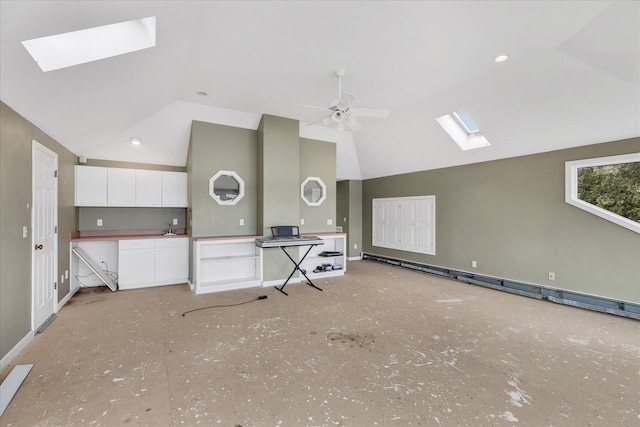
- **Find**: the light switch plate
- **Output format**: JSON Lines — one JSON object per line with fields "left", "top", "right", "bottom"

{"left": 97, "top": 219, "right": 103, "bottom": 226}
{"left": 23, "top": 226, "right": 28, "bottom": 238}
{"left": 327, "top": 219, "right": 333, "bottom": 225}
{"left": 172, "top": 218, "right": 178, "bottom": 225}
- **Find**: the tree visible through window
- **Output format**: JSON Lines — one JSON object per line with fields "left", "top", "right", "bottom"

{"left": 566, "top": 153, "right": 640, "bottom": 234}
{"left": 578, "top": 162, "right": 640, "bottom": 223}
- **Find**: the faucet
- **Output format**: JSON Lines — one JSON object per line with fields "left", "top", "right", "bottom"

{"left": 166, "top": 223, "right": 175, "bottom": 235}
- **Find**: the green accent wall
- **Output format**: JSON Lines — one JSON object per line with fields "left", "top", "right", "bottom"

{"left": 258, "top": 115, "right": 300, "bottom": 236}
{"left": 1, "top": 101, "right": 77, "bottom": 361}
{"left": 299, "top": 138, "right": 336, "bottom": 234}
{"left": 362, "top": 137, "right": 640, "bottom": 303}
{"left": 189, "top": 121, "right": 258, "bottom": 237}
{"left": 337, "top": 180, "right": 363, "bottom": 258}
{"left": 79, "top": 208, "right": 186, "bottom": 231}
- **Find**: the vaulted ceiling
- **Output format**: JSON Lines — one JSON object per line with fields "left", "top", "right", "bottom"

{"left": 1, "top": 1, "right": 638, "bottom": 180}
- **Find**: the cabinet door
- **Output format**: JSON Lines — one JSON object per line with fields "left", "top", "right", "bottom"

{"left": 162, "top": 172, "right": 188, "bottom": 207}
{"left": 108, "top": 168, "right": 136, "bottom": 206}
{"left": 75, "top": 166, "right": 107, "bottom": 206}
{"left": 155, "top": 239, "right": 189, "bottom": 282}
{"left": 118, "top": 240, "right": 155, "bottom": 289}
{"left": 135, "top": 170, "right": 162, "bottom": 207}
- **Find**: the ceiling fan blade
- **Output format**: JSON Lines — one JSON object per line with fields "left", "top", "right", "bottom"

{"left": 337, "top": 92, "right": 355, "bottom": 109}
{"left": 298, "top": 104, "right": 332, "bottom": 112}
{"left": 344, "top": 116, "right": 363, "bottom": 132}
{"left": 304, "top": 114, "right": 331, "bottom": 127}
{"left": 349, "top": 108, "right": 390, "bottom": 118}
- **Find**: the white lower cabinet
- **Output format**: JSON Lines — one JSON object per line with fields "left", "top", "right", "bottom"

{"left": 155, "top": 238, "right": 189, "bottom": 283}
{"left": 118, "top": 238, "right": 188, "bottom": 290}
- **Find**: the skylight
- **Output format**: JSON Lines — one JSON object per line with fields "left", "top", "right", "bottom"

{"left": 22, "top": 16, "right": 156, "bottom": 72}
{"left": 436, "top": 110, "right": 490, "bottom": 151}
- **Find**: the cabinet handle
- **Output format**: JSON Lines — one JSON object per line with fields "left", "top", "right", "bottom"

{"left": 35, "top": 244, "right": 43, "bottom": 250}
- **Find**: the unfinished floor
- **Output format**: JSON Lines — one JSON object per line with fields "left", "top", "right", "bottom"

{"left": 1, "top": 260, "right": 639, "bottom": 426}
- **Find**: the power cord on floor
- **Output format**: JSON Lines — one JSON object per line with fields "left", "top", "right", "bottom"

{"left": 182, "top": 295, "right": 268, "bottom": 317}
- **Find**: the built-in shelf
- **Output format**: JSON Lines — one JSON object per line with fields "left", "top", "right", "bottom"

{"left": 192, "top": 237, "right": 263, "bottom": 295}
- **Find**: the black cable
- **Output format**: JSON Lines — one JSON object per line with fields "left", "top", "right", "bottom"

{"left": 182, "top": 295, "right": 268, "bottom": 316}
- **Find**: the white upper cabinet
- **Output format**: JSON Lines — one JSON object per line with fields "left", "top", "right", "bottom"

{"left": 75, "top": 166, "right": 187, "bottom": 207}
{"left": 135, "top": 170, "right": 162, "bottom": 207}
{"left": 75, "top": 166, "right": 107, "bottom": 206}
{"left": 107, "top": 168, "right": 136, "bottom": 206}
{"left": 162, "top": 171, "right": 188, "bottom": 207}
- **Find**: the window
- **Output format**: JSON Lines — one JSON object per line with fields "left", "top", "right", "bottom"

{"left": 436, "top": 110, "right": 490, "bottom": 151}
{"left": 301, "top": 177, "right": 326, "bottom": 206}
{"left": 209, "top": 170, "right": 244, "bottom": 205}
{"left": 373, "top": 196, "right": 436, "bottom": 255}
{"left": 565, "top": 153, "right": 640, "bottom": 234}
{"left": 22, "top": 17, "right": 156, "bottom": 72}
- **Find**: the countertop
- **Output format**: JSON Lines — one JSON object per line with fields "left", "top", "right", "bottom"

{"left": 70, "top": 228, "right": 189, "bottom": 242}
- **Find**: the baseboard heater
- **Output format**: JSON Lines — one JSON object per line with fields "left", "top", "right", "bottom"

{"left": 72, "top": 247, "right": 118, "bottom": 291}
{"left": 362, "top": 252, "right": 640, "bottom": 320}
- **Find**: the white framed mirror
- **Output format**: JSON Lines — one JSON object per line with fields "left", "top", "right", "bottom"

{"left": 209, "top": 170, "right": 245, "bottom": 205}
{"left": 301, "top": 176, "right": 326, "bottom": 206}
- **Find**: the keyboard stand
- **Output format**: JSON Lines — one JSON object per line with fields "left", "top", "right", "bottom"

{"left": 275, "top": 242, "right": 324, "bottom": 296}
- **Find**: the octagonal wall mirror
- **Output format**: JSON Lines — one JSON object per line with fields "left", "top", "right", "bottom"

{"left": 301, "top": 177, "right": 326, "bottom": 206}
{"left": 209, "top": 170, "right": 245, "bottom": 205}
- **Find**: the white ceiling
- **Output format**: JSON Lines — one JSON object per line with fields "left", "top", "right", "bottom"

{"left": 1, "top": 1, "right": 638, "bottom": 180}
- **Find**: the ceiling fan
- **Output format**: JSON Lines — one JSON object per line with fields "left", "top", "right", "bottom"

{"left": 299, "top": 69, "right": 390, "bottom": 131}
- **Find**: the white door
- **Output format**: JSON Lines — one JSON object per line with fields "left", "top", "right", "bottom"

{"left": 32, "top": 141, "right": 58, "bottom": 331}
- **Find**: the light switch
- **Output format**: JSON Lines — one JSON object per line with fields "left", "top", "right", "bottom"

{"left": 23, "top": 226, "right": 28, "bottom": 238}
{"left": 300, "top": 219, "right": 305, "bottom": 225}
{"left": 97, "top": 219, "right": 103, "bottom": 226}
{"left": 239, "top": 218, "right": 244, "bottom": 226}
{"left": 172, "top": 218, "right": 178, "bottom": 225}
{"left": 327, "top": 219, "right": 333, "bottom": 225}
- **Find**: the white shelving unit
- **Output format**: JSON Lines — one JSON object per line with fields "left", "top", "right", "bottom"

{"left": 193, "top": 237, "right": 263, "bottom": 294}
{"left": 298, "top": 233, "right": 347, "bottom": 280}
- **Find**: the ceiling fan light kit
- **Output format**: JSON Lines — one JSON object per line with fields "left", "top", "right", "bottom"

{"left": 299, "top": 69, "right": 390, "bottom": 132}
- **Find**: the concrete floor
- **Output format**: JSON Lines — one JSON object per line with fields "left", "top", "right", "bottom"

{"left": 1, "top": 260, "right": 639, "bottom": 427}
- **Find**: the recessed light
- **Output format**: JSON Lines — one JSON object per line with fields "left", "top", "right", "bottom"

{"left": 196, "top": 91, "right": 208, "bottom": 96}
{"left": 494, "top": 55, "right": 509, "bottom": 63}
{"left": 130, "top": 137, "right": 141, "bottom": 146}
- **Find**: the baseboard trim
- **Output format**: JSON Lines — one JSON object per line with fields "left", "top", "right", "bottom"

{"left": 362, "top": 252, "right": 640, "bottom": 320}
{"left": 0, "top": 331, "right": 34, "bottom": 374}
{"left": 57, "top": 286, "right": 80, "bottom": 311}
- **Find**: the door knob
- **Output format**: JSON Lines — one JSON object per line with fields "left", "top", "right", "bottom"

{"left": 35, "top": 244, "right": 43, "bottom": 250}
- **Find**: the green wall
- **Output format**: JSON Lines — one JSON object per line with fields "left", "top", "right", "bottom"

{"left": 337, "top": 180, "right": 363, "bottom": 259}
{"left": 362, "top": 137, "right": 640, "bottom": 303}
{"left": 79, "top": 207, "right": 186, "bottom": 231}
{"left": 1, "top": 101, "right": 77, "bottom": 361}
{"left": 299, "top": 138, "right": 336, "bottom": 234}
{"left": 258, "top": 115, "right": 300, "bottom": 236}
{"left": 189, "top": 121, "right": 258, "bottom": 237}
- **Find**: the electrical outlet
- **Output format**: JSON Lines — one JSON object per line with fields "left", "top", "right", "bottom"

{"left": 239, "top": 218, "right": 244, "bottom": 226}
{"left": 300, "top": 219, "right": 305, "bottom": 225}
{"left": 327, "top": 219, "right": 333, "bottom": 225}
{"left": 472, "top": 260, "right": 477, "bottom": 268}
{"left": 173, "top": 218, "right": 178, "bottom": 225}
{"left": 354, "top": 244, "right": 358, "bottom": 249}
{"left": 548, "top": 272, "right": 555, "bottom": 281}
{"left": 97, "top": 219, "right": 103, "bottom": 227}
{"left": 344, "top": 217, "right": 347, "bottom": 223}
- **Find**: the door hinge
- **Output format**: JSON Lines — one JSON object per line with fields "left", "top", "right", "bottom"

{"left": 54, "top": 226, "right": 58, "bottom": 234}
{"left": 54, "top": 282, "right": 57, "bottom": 290}
{"left": 54, "top": 170, "right": 58, "bottom": 178}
